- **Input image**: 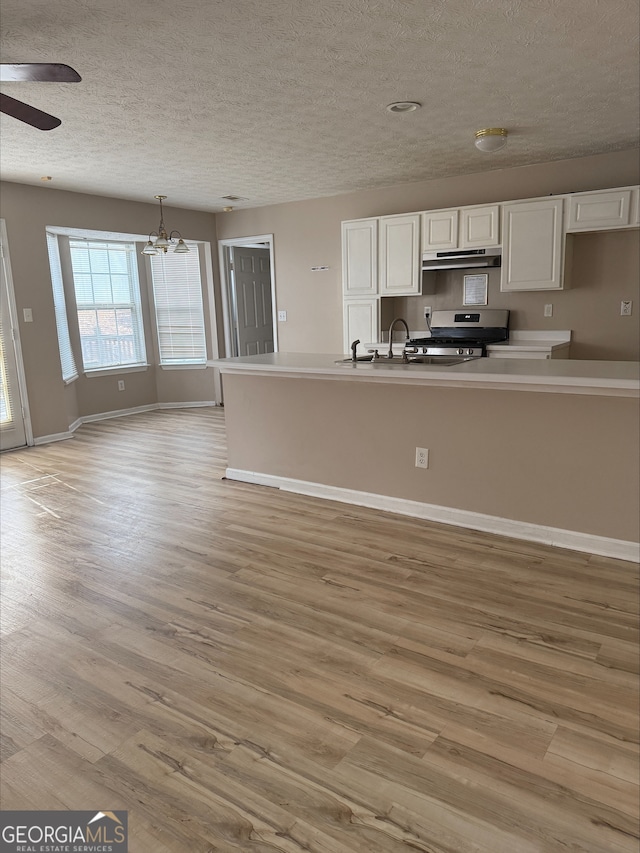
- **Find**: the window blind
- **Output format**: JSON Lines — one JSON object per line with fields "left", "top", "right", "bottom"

{"left": 149, "top": 245, "right": 206, "bottom": 364}
{"left": 46, "top": 233, "right": 78, "bottom": 383}
{"left": 69, "top": 239, "right": 146, "bottom": 371}
{"left": 0, "top": 312, "right": 15, "bottom": 426}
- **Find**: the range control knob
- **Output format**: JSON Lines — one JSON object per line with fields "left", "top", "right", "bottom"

{"left": 467, "top": 348, "right": 475, "bottom": 355}
{"left": 457, "top": 348, "right": 464, "bottom": 355}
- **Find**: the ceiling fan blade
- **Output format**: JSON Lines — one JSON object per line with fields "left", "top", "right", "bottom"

{"left": 0, "top": 93, "right": 61, "bottom": 130}
{"left": 0, "top": 63, "right": 81, "bottom": 83}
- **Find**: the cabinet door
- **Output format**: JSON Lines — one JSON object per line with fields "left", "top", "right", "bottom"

{"left": 341, "top": 219, "right": 378, "bottom": 296}
{"left": 379, "top": 214, "right": 421, "bottom": 295}
{"left": 343, "top": 298, "right": 379, "bottom": 354}
{"left": 460, "top": 205, "right": 500, "bottom": 248}
{"left": 501, "top": 198, "right": 565, "bottom": 291}
{"left": 422, "top": 209, "right": 459, "bottom": 251}
{"left": 567, "top": 189, "right": 632, "bottom": 231}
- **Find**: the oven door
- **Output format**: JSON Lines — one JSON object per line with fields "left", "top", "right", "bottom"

{"left": 404, "top": 354, "right": 480, "bottom": 365}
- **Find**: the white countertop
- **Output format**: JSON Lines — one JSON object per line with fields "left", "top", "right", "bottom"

{"left": 215, "top": 352, "right": 639, "bottom": 397}
{"left": 486, "top": 331, "right": 572, "bottom": 353}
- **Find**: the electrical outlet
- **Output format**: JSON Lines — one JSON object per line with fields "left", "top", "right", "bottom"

{"left": 424, "top": 306, "right": 432, "bottom": 322}
{"left": 22, "top": 308, "right": 33, "bottom": 322}
{"left": 117, "top": 380, "right": 125, "bottom": 391}
{"left": 621, "top": 300, "right": 633, "bottom": 316}
{"left": 278, "top": 310, "right": 287, "bottom": 322}
{"left": 415, "top": 447, "right": 429, "bottom": 469}
{"left": 544, "top": 304, "right": 553, "bottom": 317}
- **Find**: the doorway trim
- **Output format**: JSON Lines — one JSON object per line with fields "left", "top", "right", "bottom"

{"left": 218, "top": 234, "right": 277, "bottom": 357}
{"left": 0, "top": 219, "right": 33, "bottom": 448}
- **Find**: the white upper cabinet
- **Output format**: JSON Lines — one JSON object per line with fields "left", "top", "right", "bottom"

{"left": 422, "top": 209, "right": 459, "bottom": 251}
{"left": 342, "top": 185, "right": 637, "bottom": 307}
{"left": 501, "top": 198, "right": 567, "bottom": 292}
{"left": 460, "top": 205, "right": 500, "bottom": 248}
{"left": 341, "top": 218, "right": 378, "bottom": 297}
{"left": 422, "top": 204, "right": 500, "bottom": 251}
{"left": 566, "top": 188, "right": 634, "bottom": 232}
{"left": 379, "top": 213, "right": 421, "bottom": 296}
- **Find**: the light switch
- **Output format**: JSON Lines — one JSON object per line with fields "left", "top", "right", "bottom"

{"left": 23, "top": 308, "right": 33, "bottom": 322}
{"left": 278, "top": 310, "right": 287, "bottom": 322}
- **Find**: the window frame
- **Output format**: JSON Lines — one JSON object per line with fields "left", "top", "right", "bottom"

{"left": 46, "top": 232, "right": 79, "bottom": 383}
{"left": 68, "top": 238, "right": 147, "bottom": 374}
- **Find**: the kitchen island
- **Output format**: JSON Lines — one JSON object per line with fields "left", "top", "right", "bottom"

{"left": 216, "top": 354, "right": 640, "bottom": 561}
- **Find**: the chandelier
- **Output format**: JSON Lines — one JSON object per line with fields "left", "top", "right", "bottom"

{"left": 141, "top": 195, "right": 190, "bottom": 255}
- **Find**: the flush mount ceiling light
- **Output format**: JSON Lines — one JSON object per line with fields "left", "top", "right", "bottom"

{"left": 474, "top": 128, "right": 508, "bottom": 152}
{"left": 141, "top": 195, "right": 190, "bottom": 255}
{"left": 386, "top": 101, "right": 422, "bottom": 113}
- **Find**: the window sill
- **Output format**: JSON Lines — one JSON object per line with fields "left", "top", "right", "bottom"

{"left": 160, "top": 363, "right": 209, "bottom": 370}
{"left": 84, "top": 364, "right": 150, "bottom": 378}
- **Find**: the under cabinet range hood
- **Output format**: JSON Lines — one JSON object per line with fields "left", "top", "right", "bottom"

{"left": 422, "top": 247, "right": 501, "bottom": 271}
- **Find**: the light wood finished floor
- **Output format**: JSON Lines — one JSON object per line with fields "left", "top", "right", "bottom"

{"left": 1, "top": 408, "right": 638, "bottom": 853}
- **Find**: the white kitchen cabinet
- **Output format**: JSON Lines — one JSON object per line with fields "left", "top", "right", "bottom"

{"left": 460, "top": 205, "right": 500, "bottom": 248}
{"left": 422, "top": 209, "right": 459, "bottom": 251}
{"left": 341, "top": 218, "right": 378, "bottom": 296}
{"left": 501, "top": 198, "right": 567, "bottom": 292}
{"left": 342, "top": 298, "right": 379, "bottom": 354}
{"left": 566, "top": 188, "right": 634, "bottom": 232}
{"left": 379, "top": 213, "right": 421, "bottom": 296}
{"left": 422, "top": 204, "right": 500, "bottom": 252}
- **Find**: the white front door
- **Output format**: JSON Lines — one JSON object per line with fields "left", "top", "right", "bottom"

{"left": 0, "top": 229, "right": 28, "bottom": 451}
{"left": 232, "top": 247, "right": 274, "bottom": 355}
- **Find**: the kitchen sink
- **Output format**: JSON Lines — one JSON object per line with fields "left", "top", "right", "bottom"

{"left": 335, "top": 355, "right": 478, "bottom": 367}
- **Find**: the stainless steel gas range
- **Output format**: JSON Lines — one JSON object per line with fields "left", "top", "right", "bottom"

{"left": 405, "top": 309, "right": 509, "bottom": 358}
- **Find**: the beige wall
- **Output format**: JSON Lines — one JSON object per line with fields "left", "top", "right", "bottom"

{"left": 0, "top": 182, "right": 219, "bottom": 438}
{"left": 215, "top": 148, "right": 640, "bottom": 357}
{"left": 393, "top": 229, "right": 640, "bottom": 360}
{"left": 1, "top": 148, "right": 638, "bottom": 441}
{"left": 223, "top": 373, "right": 640, "bottom": 545}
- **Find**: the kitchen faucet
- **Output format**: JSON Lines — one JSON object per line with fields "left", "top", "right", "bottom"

{"left": 387, "top": 317, "right": 410, "bottom": 359}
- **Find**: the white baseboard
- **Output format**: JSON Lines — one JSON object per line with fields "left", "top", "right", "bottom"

{"left": 79, "top": 403, "right": 158, "bottom": 424}
{"left": 157, "top": 401, "right": 217, "bottom": 409}
{"left": 225, "top": 468, "right": 639, "bottom": 563}
{"left": 33, "top": 402, "right": 218, "bottom": 445}
{"left": 78, "top": 401, "right": 218, "bottom": 424}
{"left": 33, "top": 430, "right": 75, "bottom": 445}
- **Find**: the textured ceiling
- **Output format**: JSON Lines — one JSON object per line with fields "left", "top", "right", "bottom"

{"left": 1, "top": 0, "right": 638, "bottom": 212}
